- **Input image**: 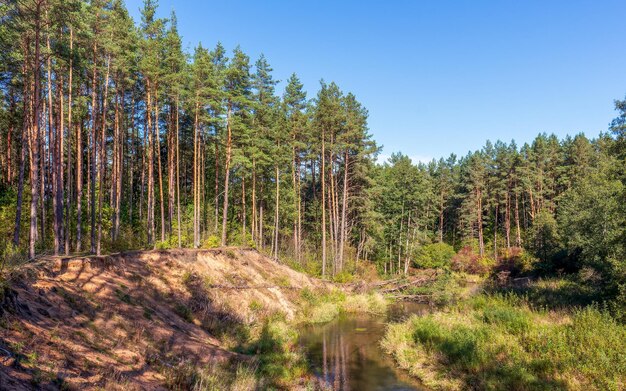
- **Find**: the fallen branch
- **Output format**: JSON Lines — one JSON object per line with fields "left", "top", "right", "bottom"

{"left": 387, "top": 294, "right": 432, "bottom": 302}
{"left": 205, "top": 284, "right": 298, "bottom": 290}
{"left": 380, "top": 277, "right": 436, "bottom": 293}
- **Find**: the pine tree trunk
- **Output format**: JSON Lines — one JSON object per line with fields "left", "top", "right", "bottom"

{"left": 176, "top": 97, "right": 181, "bottom": 248}
{"left": 13, "top": 68, "right": 28, "bottom": 247}
{"left": 477, "top": 188, "right": 484, "bottom": 257}
{"left": 65, "top": 28, "right": 73, "bottom": 255}
{"left": 146, "top": 81, "right": 154, "bottom": 246}
{"left": 259, "top": 203, "right": 264, "bottom": 249}
{"left": 114, "top": 87, "right": 123, "bottom": 241}
{"left": 321, "top": 129, "right": 327, "bottom": 277}
{"left": 29, "top": 8, "right": 42, "bottom": 259}
{"left": 515, "top": 192, "right": 522, "bottom": 246}
{"left": 292, "top": 145, "right": 298, "bottom": 260}
{"left": 155, "top": 91, "right": 166, "bottom": 243}
{"left": 47, "top": 29, "right": 63, "bottom": 255}
{"left": 297, "top": 158, "right": 302, "bottom": 263}
{"left": 56, "top": 72, "right": 65, "bottom": 254}
{"left": 505, "top": 190, "right": 511, "bottom": 249}
{"left": 221, "top": 103, "right": 232, "bottom": 246}
{"left": 494, "top": 203, "right": 498, "bottom": 260}
{"left": 214, "top": 137, "right": 219, "bottom": 234}
{"left": 242, "top": 179, "right": 246, "bottom": 243}
{"left": 89, "top": 39, "right": 98, "bottom": 254}
{"left": 439, "top": 192, "right": 444, "bottom": 242}
{"left": 96, "top": 56, "right": 110, "bottom": 256}
{"left": 338, "top": 152, "right": 349, "bottom": 272}
{"left": 274, "top": 165, "right": 279, "bottom": 259}
{"left": 168, "top": 104, "right": 174, "bottom": 237}
{"left": 251, "top": 159, "right": 256, "bottom": 244}
{"left": 193, "top": 99, "right": 199, "bottom": 247}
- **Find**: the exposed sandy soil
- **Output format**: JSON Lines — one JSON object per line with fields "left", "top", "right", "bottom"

{"left": 0, "top": 248, "right": 327, "bottom": 390}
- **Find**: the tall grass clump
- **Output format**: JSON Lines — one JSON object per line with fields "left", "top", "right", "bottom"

{"left": 382, "top": 294, "right": 626, "bottom": 391}
{"left": 298, "top": 288, "right": 389, "bottom": 324}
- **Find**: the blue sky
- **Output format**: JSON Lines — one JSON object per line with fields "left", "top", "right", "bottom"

{"left": 126, "top": 0, "right": 626, "bottom": 163}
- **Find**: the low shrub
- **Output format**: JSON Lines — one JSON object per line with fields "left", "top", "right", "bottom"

{"left": 494, "top": 246, "right": 537, "bottom": 277}
{"left": 155, "top": 240, "right": 171, "bottom": 250}
{"left": 451, "top": 246, "right": 495, "bottom": 275}
{"left": 201, "top": 235, "right": 220, "bottom": 249}
{"left": 413, "top": 242, "right": 455, "bottom": 269}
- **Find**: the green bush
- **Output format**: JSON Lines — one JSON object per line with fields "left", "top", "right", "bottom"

{"left": 155, "top": 240, "right": 170, "bottom": 250}
{"left": 201, "top": 235, "right": 220, "bottom": 249}
{"left": 451, "top": 246, "right": 495, "bottom": 275}
{"left": 414, "top": 242, "right": 455, "bottom": 269}
{"left": 331, "top": 271, "right": 354, "bottom": 283}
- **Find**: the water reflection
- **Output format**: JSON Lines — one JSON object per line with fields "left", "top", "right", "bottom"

{"left": 300, "top": 303, "right": 430, "bottom": 390}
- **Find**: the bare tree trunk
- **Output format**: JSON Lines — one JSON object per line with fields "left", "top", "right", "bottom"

{"left": 129, "top": 97, "right": 136, "bottom": 225}
{"left": 46, "top": 27, "right": 63, "bottom": 255}
{"left": 193, "top": 100, "right": 199, "bottom": 247}
{"left": 273, "top": 165, "right": 279, "bottom": 259}
{"left": 297, "top": 158, "right": 302, "bottom": 263}
{"left": 221, "top": 103, "right": 232, "bottom": 246}
{"left": 515, "top": 192, "right": 522, "bottom": 247}
{"left": 65, "top": 28, "right": 73, "bottom": 255}
{"left": 439, "top": 192, "right": 444, "bottom": 242}
{"left": 242, "top": 178, "right": 246, "bottom": 244}
{"left": 494, "top": 203, "right": 498, "bottom": 260}
{"left": 89, "top": 38, "right": 98, "bottom": 254}
{"left": 251, "top": 159, "right": 256, "bottom": 244}
{"left": 200, "top": 135, "right": 206, "bottom": 240}
{"left": 321, "top": 129, "right": 327, "bottom": 277}
{"left": 154, "top": 91, "right": 166, "bottom": 243}
{"left": 477, "top": 188, "right": 484, "bottom": 257}
{"left": 56, "top": 72, "right": 65, "bottom": 255}
{"left": 146, "top": 81, "right": 154, "bottom": 246}
{"left": 96, "top": 55, "right": 110, "bottom": 256}
{"left": 176, "top": 97, "right": 181, "bottom": 247}
{"left": 168, "top": 104, "right": 174, "bottom": 236}
{"left": 528, "top": 186, "right": 536, "bottom": 221}
{"left": 13, "top": 72, "right": 28, "bottom": 247}
{"left": 29, "top": 7, "right": 42, "bottom": 259}
{"left": 338, "top": 152, "right": 349, "bottom": 272}
{"left": 505, "top": 190, "right": 511, "bottom": 249}
{"left": 259, "top": 203, "right": 264, "bottom": 250}
{"left": 113, "top": 87, "right": 123, "bottom": 241}
{"left": 214, "top": 136, "right": 219, "bottom": 234}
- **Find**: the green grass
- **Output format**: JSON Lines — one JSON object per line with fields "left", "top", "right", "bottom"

{"left": 163, "top": 360, "right": 259, "bottom": 391}
{"left": 382, "top": 294, "right": 626, "bottom": 391}
{"left": 298, "top": 288, "right": 389, "bottom": 324}
{"left": 173, "top": 303, "right": 194, "bottom": 323}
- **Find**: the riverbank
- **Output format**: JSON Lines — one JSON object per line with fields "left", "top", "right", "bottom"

{"left": 0, "top": 248, "right": 335, "bottom": 389}
{"left": 382, "top": 283, "right": 626, "bottom": 390}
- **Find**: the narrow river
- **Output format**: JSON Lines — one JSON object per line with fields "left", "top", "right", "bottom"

{"left": 299, "top": 302, "right": 430, "bottom": 390}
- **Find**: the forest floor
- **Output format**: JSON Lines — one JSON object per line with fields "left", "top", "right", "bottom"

{"left": 0, "top": 248, "right": 334, "bottom": 390}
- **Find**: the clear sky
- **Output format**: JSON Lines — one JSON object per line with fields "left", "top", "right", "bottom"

{"left": 126, "top": 0, "right": 626, "bottom": 163}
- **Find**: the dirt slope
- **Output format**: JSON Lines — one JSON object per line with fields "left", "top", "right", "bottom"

{"left": 0, "top": 248, "right": 326, "bottom": 390}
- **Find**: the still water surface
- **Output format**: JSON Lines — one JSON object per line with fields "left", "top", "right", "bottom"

{"left": 299, "top": 302, "right": 430, "bottom": 391}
